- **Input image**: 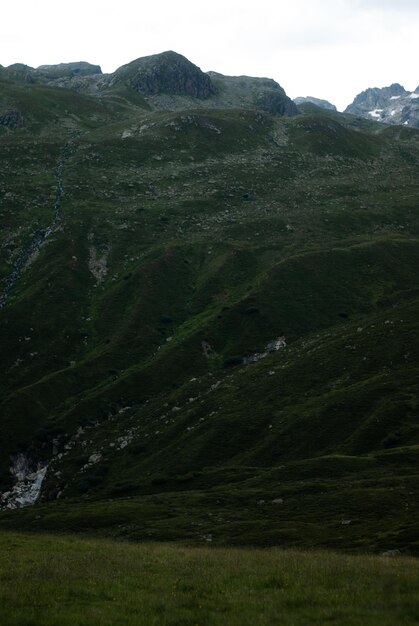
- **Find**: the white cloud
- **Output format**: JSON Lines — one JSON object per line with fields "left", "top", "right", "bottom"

{"left": 349, "top": 0, "right": 419, "bottom": 10}
{"left": 0, "top": 0, "right": 418, "bottom": 111}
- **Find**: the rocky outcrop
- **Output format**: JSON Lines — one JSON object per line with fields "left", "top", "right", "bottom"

{"left": 346, "top": 83, "right": 406, "bottom": 115}
{"left": 0, "top": 109, "right": 22, "bottom": 128}
{"left": 257, "top": 91, "right": 298, "bottom": 116}
{"left": 207, "top": 73, "right": 298, "bottom": 117}
{"left": 243, "top": 336, "right": 287, "bottom": 365}
{"left": 3, "top": 63, "right": 35, "bottom": 83}
{"left": 294, "top": 96, "right": 337, "bottom": 111}
{"left": 345, "top": 83, "right": 419, "bottom": 128}
{"left": 0, "top": 453, "right": 47, "bottom": 509}
{"left": 112, "top": 51, "right": 216, "bottom": 98}
{"left": 1, "top": 62, "right": 102, "bottom": 93}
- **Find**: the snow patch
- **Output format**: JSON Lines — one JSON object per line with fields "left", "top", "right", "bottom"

{"left": 390, "top": 96, "right": 401, "bottom": 100}
{"left": 368, "top": 109, "right": 383, "bottom": 118}
{"left": 409, "top": 93, "right": 419, "bottom": 99}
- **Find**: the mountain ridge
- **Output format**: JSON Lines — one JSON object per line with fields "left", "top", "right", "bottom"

{"left": 0, "top": 50, "right": 298, "bottom": 116}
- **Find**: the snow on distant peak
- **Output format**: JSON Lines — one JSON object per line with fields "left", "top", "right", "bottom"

{"left": 368, "top": 109, "right": 383, "bottom": 118}
{"left": 409, "top": 93, "right": 419, "bottom": 99}
{"left": 390, "top": 95, "right": 401, "bottom": 100}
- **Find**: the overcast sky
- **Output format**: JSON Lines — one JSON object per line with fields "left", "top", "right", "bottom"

{"left": 1, "top": 0, "right": 418, "bottom": 110}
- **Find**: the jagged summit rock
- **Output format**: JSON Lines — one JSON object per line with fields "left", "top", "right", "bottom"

{"left": 346, "top": 83, "right": 406, "bottom": 115}
{"left": 294, "top": 96, "right": 337, "bottom": 111}
{"left": 345, "top": 83, "right": 419, "bottom": 128}
{"left": 112, "top": 51, "right": 216, "bottom": 98}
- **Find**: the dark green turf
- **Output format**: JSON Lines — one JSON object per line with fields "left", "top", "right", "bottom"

{"left": 1, "top": 73, "right": 419, "bottom": 552}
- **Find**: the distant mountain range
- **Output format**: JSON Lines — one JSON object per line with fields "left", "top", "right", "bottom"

{"left": 2, "top": 52, "right": 417, "bottom": 128}
{"left": 295, "top": 86, "right": 419, "bottom": 129}
{"left": 345, "top": 83, "right": 419, "bottom": 128}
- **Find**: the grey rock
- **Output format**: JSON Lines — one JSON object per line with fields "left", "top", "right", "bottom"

{"left": 3, "top": 63, "right": 35, "bottom": 83}
{"left": 0, "top": 109, "right": 22, "bottom": 128}
{"left": 346, "top": 83, "right": 406, "bottom": 115}
{"left": 113, "top": 51, "right": 216, "bottom": 99}
{"left": 208, "top": 72, "right": 297, "bottom": 117}
{"left": 294, "top": 96, "right": 337, "bottom": 111}
{"left": 0, "top": 453, "right": 47, "bottom": 509}
{"left": 345, "top": 83, "right": 419, "bottom": 128}
{"left": 37, "top": 62, "right": 102, "bottom": 77}
{"left": 381, "top": 549, "right": 401, "bottom": 557}
{"left": 257, "top": 91, "right": 298, "bottom": 116}
{"left": 1, "top": 51, "right": 298, "bottom": 118}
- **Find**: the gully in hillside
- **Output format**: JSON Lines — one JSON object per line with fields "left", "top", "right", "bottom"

{"left": 0, "top": 142, "right": 73, "bottom": 310}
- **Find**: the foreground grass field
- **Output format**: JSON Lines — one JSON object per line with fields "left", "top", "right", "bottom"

{"left": 0, "top": 532, "right": 418, "bottom": 625}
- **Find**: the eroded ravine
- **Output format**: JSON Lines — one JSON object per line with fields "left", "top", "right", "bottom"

{"left": 0, "top": 142, "right": 73, "bottom": 310}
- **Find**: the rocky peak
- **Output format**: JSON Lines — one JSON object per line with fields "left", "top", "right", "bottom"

{"left": 345, "top": 83, "right": 419, "bottom": 128}
{"left": 112, "top": 51, "right": 216, "bottom": 99}
{"left": 294, "top": 96, "right": 337, "bottom": 111}
{"left": 3, "top": 63, "right": 35, "bottom": 83}
{"left": 346, "top": 83, "right": 407, "bottom": 114}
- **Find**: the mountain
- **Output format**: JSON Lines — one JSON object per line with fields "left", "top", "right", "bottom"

{"left": 294, "top": 96, "right": 336, "bottom": 111}
{"left": 109, "top": 50, "right": 216, "bottom": 98}
{"left": 0, "top": 51, "right": 298, "bottom": 115}
{"left": 0, "top": 52, "right": 419, "bottom": 554}
{"left": 345, "top": 83, "right": 419, "bottom": 128}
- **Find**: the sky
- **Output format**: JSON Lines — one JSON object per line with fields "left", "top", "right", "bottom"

{"left": 1, "top": 1, "right": 418, "bottom": 111}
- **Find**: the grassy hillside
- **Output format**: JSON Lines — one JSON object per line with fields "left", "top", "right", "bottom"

{"left": 1, "top": 68, "right": 419, "bottom": 552}
{"left": 1, "top": 532, "right": 418, "bottom": 626}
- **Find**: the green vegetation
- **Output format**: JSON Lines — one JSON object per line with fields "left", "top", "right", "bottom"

{"left": 1, "top": 531, "right": 418, "bottom": 626}
{"left": 1, "top": 56, "right": 419, "bottom": 555}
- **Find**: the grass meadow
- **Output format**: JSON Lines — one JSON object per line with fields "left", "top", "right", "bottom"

{"left": 0, "top": 531, "right": 418, "bottom": 625}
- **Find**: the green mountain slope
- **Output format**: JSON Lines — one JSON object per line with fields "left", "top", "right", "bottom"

{"left": 0, "top": 52, "right": 419, "bottom": 553}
